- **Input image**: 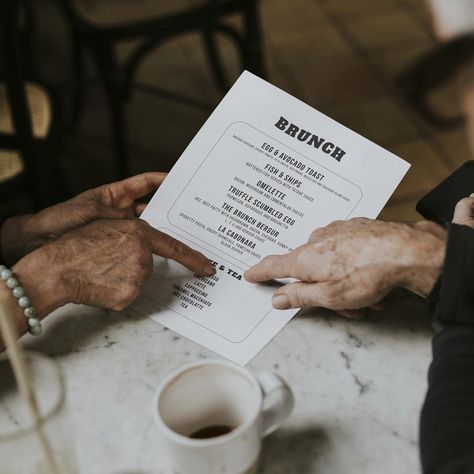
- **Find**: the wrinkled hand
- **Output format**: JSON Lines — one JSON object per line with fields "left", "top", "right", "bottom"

{"left": 15, "top": 219, "right": 214, "bottom": 313}
{"left": 245, "top": 218, "right": 446, "bottom": 318}
{"left": 1, "top": 173, "right": 166, "bottom": 264}
{"left": 453, "top": 194, "right": 474, "bottom": 228}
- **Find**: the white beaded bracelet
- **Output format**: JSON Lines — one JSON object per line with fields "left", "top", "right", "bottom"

{"left": 0, "top": 265, "right": 41, "bottom": 336}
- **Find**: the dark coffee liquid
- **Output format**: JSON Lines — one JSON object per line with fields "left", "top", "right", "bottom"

{"left": 189, "top": 424, "right": 235, "bottom": 439}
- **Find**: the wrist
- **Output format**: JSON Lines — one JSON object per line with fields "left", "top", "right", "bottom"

{"left": 1, "top": 214, "right": 42, "bottom": 265}
{"left": 12, "top": 244, "right": 70, "bottom": 319}
{"left": 396, "top": 227, "right": 446, "bottom": 297}
{"left": 0, "top": 283, "right": 29, "bottom": 336}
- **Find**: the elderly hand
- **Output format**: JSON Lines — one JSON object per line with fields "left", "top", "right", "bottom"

{"left": 12, "top": 218, "right": 214, "bottom": 317}
{"left": 453, "top": 193, "right": 474, "bottom": 228}
{"left": 245, "top": 218, "right": 446, "bottom": 318}
{"left": 1, "top": 173, "right": 166, "bottom": 265}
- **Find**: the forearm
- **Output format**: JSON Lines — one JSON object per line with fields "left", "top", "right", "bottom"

{"left": 420, "top": 224, "right": 474, "bottom": 473}
{"left": 398, "top": 224, "right": 446, "bottom": 297}
{"left": 420, "top": 327, "right": 474, "bottom": 473}
{"left": 0, "top": 247, "right": 68, "bottom": 351}
{"left": 0, "top": 214, "right": 45, "bottom": 266}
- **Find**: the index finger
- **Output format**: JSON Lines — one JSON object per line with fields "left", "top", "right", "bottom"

{"left": 245, "top": 252, "right": 302, "bottom": 283}
{"left": 144, "top": 225, "right": 214, "bottom": 276}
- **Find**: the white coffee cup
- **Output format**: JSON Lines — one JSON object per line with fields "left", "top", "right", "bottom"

{"left": 152, "top": 359, "right": 294, "bottom": 474}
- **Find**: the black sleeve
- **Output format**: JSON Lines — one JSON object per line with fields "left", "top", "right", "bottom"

{"left": 420, "top": 224, "right": 474, "bottom": 473}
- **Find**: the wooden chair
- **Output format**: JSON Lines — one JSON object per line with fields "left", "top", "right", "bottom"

{"left": 397, "top": 35, "right": 474, "bottom": 130}
{"left": 57, "top": 0, "right": 266, "bottom": 178}
{"left": 0, "top": 0, "right": 67, "bottom": 210}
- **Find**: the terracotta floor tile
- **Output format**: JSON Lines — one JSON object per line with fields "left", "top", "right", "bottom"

{"left": 325, "top": 96, "right": 418, "bottom": 142}
{"left": 388, "top": 140, "right": 451, "bottom": 199}
{"left": 295, "top": 56, "right": 384, "bottom": 106}
{"left": 323, "top": 0, "right": 399, "bottom": 17}
{"left": 267, "top": 23, "right": 352, "bottom": 61}
{"left": 344, "top": 8, "right": 432, "bottom": 51}
{"left": 371, "top": 44, "right": 432, "bottom": 79}
{"left": 262, "top": 0, "right": 325, "bottom": 28}
{"left": 402, "top": 0, "right": 433, "bottom": 14}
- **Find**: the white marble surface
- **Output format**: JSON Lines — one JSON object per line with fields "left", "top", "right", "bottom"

{"left": 21, "top": 290, "right": 433, "bottom": 474}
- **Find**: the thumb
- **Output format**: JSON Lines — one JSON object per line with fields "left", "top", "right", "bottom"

{"left": 271, "top": 281, "right": 341, "bottom": 310}
{"left": 453, "top": 195, "right": 474, "bottom": 227}
{"left": 134, "top": 203, "right": 147, "bottom": 217}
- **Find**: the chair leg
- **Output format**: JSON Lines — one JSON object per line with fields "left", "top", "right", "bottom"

{"left": 37, "top": 140, "right": 70, "bottom": 206}
{"left": 89, "top": 43, "right": 129, "bottom": 179}
{"left": 242, "top": 0, "right": 266, "bottom": 78}
{"left": 202, "top": 29, "right": 229, "bottom": 93}
{"left": 70, "top": 31, "right": 86, "bottom": 133}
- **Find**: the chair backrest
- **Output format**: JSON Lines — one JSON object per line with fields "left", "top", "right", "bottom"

{"left": 0, "top": 0, "right": 43, "bottom": 205}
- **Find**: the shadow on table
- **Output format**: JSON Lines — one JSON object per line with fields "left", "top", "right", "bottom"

{"left": 22, "top": 304, "right": 149, "bottom": 357}
{"left": 298, "top": 288, "right": 433, "bottom": 338}
{"left": 260, "top": 426, "right": 330, "bottom": 473}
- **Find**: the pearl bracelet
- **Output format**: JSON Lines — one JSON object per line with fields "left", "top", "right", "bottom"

{"left": 0, "top": 265, "right": 41, "bottom": 336}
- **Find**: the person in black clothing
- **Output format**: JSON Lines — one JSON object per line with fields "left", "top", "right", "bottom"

{"left": 420, "top": 195, "right": 474, "bottom": 473}
{"left": 0, "top": 172, "right": 214, "bottom": 351}
{"left": 245, "top": 197, "right": 474, "bottom": 473}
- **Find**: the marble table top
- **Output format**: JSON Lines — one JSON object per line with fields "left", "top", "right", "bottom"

{"left": 21, "top": 290, "right": 432, "bottom": 474}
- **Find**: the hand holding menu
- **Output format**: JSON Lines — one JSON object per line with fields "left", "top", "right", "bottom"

{"left": 133, "top": 72, "right": 410, "bottom": 365}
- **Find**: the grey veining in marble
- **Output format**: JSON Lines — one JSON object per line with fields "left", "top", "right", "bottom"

{"left": 19, "top": 289, "right": 432, "bottom": 474}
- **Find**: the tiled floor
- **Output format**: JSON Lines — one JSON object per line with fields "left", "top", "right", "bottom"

{"left": 33, "top": 0, "right": 473, "bottom": 222}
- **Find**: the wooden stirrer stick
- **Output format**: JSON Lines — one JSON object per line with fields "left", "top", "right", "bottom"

{"left": 0, "top": 296, "right": 58, "bottom": 474}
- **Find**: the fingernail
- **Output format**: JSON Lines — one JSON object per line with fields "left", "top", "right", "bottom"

{"left": 272, "top": 294, "right": 290, "bottom": 310}
{"left": 204, "top": 264, "right": 215, "bottom": 276}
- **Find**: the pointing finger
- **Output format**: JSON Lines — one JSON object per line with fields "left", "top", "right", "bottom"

{"left": 245, "top": 253, "right": 298, "bottom": 283}
{"left": 144, "top": 225, "right": 214, "bottom": 276}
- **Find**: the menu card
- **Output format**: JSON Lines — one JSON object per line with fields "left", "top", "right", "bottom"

{"left": 132, "top": 71, "right": 410, "bottom": 365}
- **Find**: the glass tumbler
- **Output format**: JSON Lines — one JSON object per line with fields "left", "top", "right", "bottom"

{"left": 0, "top": 351, "right": 78, "bottom": 474}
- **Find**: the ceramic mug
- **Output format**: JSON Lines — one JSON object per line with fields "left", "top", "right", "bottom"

{"left": 152, "top": 359, "right": 294, "bottom": 474}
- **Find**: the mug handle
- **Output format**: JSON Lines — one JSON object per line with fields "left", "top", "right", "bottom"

{"left": 257, "top": 372, "right": 294, "bottom": 436}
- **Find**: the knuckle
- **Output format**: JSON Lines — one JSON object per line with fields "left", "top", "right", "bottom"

{"left": 294, "top": 247, "right": 312, "bottom": 267}
{"left": 85, "top": 200, "right": 101, "bottom": 218}
{"left": 293, "top": 286, "right": 310, "bottom": 308}
{"left": 128, "top": 260, "right": 143, "bottom": 277}
{"left": 119, "top": 285, "right": 141, "bottom": 308}
{"left": 129, "top": 219, "right": 145, "bottom": 233}
{"left": 111, "top": 298, "right": 128, "bottom": 311}
{"left": 309, "top": 227, "right": 325, "bottom": 241}
{"left": 137, "top": 251, "right": 151, "bottom": 267}
{"left": 129, "top": 259, "right": 148, "bottom": 281}
{"left": 320, "top": 283, "right": 339, "bottom": 308}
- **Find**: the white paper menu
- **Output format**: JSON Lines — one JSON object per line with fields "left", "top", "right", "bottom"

{"left": 133, "top": 71, "right": 410, "bottom": 365}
